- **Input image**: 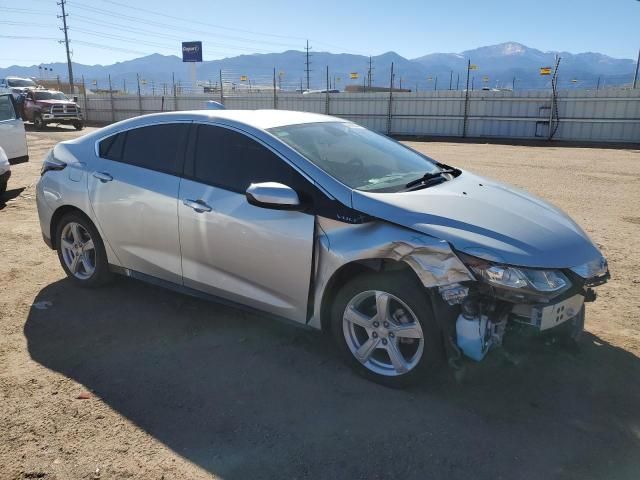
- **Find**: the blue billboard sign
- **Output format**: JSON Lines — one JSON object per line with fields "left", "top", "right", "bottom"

{"left": 182, "top": 41, "right": 202, "bottom": 62}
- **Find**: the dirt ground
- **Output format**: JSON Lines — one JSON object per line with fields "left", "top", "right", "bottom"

{"left": 1, "top": 125, "right": 639, "bottom": 480}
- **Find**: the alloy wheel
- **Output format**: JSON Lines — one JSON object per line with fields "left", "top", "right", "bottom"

{"left": 60, "top": 222, "right": 96, "bottom": 280}
{"left": 342, "top": 290, "right": 425, "bottom": 377}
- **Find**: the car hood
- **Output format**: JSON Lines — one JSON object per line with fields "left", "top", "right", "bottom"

{"left": 351, "top": 171, "right": 602, "bottom": 269}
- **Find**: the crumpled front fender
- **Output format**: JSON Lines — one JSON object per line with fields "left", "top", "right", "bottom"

{"left": 309, "top": 217, "right": 474, "bottom": 330}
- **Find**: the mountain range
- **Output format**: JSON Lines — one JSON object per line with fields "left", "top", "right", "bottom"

{"left": 1, "top": 42, "right": 637, "bottom": 92}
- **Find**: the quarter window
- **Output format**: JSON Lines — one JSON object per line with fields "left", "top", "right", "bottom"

{"left": 97, "top": 123, "right": 188, "bottom": 175}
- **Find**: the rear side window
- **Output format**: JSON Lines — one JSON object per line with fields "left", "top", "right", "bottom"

{"left": 98, "top": 123, "right": 189, "bottom": 175}
{"left": 190, "top": 124, "right": 301, "bottom": 192}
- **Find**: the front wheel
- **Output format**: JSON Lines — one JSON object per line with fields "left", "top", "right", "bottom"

{"left": 73, "top": 121, "right": 84, "bottom": 131}
{"left": 55, "top": 212, "right": 112, "bottom": 287}
{"left": 331, "top": 272, "right": 443, "bottom": 388}
{"left": 33, "top": 114, "right": 45, "bottom": 130}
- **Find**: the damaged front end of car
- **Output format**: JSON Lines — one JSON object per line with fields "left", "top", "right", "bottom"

{"left": 312, "top": 216, "right": 609, "bottom": 367}
{"left": 439, "top": 252, "right": 609, "bottom": 363}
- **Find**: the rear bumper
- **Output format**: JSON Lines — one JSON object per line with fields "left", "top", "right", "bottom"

{"left": 8, "top": 155, "right": 28, "bottom": 165}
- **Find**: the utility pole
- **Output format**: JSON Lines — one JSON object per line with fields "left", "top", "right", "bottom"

{"left": 456, "top": 73, "right": 460, "bottom": 90}
{"left": 596, "top": 76, "right": 601, "bottom": 90}
{"left": 304, "top": 40, "right": 312, "bottom": 91}
{"left": 434, "top": 76, "right": 438, "bottom": 91}
{"left": 367, "top": 56, "right": 374, "bottom": 89}
{"left": 57, "top": 0, "right": 74, "bottom": 91}
{"left": 463, "top": 59, "right": 471, "bottom": 138}
{"left": 633, "top": 48, "right": 639, "bottom": 89}
{"left": 449, "top": 70, "right": 453, "bottom": 90}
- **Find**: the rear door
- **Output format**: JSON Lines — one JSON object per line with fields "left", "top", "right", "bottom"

{"left": 88, "top": 122, "right": 189, "bottom": 284}
{"left": 178, "top": 124, "right": 316, "bottom": 322}
{"left": 0, "top": 94, "right": 27, "bottom": 161}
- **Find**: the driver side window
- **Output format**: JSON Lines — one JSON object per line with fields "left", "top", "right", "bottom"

{"left": 188, "top": 124, "right": 310, "bottom": 195}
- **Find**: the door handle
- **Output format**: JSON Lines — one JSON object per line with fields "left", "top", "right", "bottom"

{"left": 93, "top": 171, "right": 113, "bottom": 183}
{"left": 183, "top": 198, "right": 212, "bottom": 213}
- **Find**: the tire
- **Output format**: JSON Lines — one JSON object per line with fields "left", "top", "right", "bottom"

{"left": 330, "top": 271, "right": 443, "bottom": 388}
{"left": 0, "top": 179, "right": 7, "bottom": 197}
{"left": 73, "top": 121, "right": 84, "bottom": 131}
{"left": 34, "top": 114, "right": 45, "bottom": 130}
{"left": 55, "top": 212, "right": 112, "bottom": 288}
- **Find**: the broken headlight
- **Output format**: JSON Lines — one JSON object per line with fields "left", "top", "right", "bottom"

{"left": 458, "top": 253, "right": 570, "bottom": 295}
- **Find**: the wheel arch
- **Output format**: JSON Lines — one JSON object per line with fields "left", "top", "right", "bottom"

{"left": 319, "top": 258, "right": 424, "bottom": 333}
{"left": 49, "top": 205, "right": 96, "bottom": 249}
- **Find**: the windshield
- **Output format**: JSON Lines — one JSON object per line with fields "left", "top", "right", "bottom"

{"left": 268, "top": 122, "right": 442, "bottom": 192}
{"left": 8, "top": 78, "right": 37, "bottom": 87}
{"left": 34, "top": 91, "right": 68, "bottom": 101}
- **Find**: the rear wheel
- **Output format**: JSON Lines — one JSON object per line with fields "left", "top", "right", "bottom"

{"left": 0, "top": 179, "right": 7, "bottom": 197}
{"left": 55, "top": 212, "right": 112, "bottom": 287}
{"left": 331, "top": 272, "right": 443, "bottom": 388}
{"left": 34, "top": 114, "right": 45, "bottom": 130}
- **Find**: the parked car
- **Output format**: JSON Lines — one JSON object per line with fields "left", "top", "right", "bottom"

{"left": 0, "top": 146, "right": 10, "bottom": 197}
{"left": 0, "top": 76, "right": 40, "bottom": 98}
{"left": 0, "top": 93, "right": 29, "bottom": 168}
{"left": 36, "top": 110, "right": 609, "bottom": 387}
{"left": 21, "top": 90, "right": 83, "bottom": 130}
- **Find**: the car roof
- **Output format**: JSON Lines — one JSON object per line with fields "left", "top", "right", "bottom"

{"left": 135, "top": 109, "right": 347, "bottom": 130}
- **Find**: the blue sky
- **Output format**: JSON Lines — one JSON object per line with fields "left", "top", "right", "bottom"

{"left": 1, "top": 0, "right": 638, "bottom": 67}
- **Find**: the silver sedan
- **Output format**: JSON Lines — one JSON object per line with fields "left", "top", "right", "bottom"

{"left": 36, "top": 110, "right": 609, "bottom": 387}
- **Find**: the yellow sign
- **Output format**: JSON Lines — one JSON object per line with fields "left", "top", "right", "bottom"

{"left": 469, "top": 64, "right": 478, "bottom": 70}
{"left": 540, "top": 67, "right": 552, "bottom": 75}
{"left": 350, "top": 72, "right": 359, "bottom": 79}
{"left": 240, "top": 75, "right": 248, "bottom": 81}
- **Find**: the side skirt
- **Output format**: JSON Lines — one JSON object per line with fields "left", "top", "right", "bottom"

{"left": 109, "top": 265, "right": 319, "bottom": 332}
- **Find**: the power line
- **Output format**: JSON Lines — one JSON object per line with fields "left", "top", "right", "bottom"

{"left": 65, "top": 1, "right": 301, "bottom": 51}
{"left": 100, "top": 0, "right": 307, "bottom": 42}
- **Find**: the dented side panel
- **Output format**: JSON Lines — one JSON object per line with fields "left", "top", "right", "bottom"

{"left": 308, "top": 217, "right": 475, "bottom": 330}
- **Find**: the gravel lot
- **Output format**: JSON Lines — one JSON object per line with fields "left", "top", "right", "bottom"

{"left": 1, "top": 125, "right": 639, "bottom": 479}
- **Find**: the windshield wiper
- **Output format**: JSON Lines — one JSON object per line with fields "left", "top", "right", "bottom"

{"left": 404, "top": 169, "right": 458, "bottom": 190}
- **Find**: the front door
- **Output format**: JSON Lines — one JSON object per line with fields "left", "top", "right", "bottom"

{"left": 178, "top": 124, "right": 315, "bottom": 322}
{"left": 88, "top": 122, "right": 189, "bottom": 284}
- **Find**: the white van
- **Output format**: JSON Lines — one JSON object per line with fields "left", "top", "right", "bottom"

{"left": 0, "top": 93, "right": 29, "bottom": 195}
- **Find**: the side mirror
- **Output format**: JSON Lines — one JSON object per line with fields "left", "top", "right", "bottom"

{"left": 72, "top": 95, "right": 78, "bottom": 102}
{"left": 246, "top": 182, "right": 301, "bottom": 210}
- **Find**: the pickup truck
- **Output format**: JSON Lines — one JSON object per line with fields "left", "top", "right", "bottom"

{"left": 0, "top": 76, "right": 40, "bottom": 99}
{"left": 21, "top": 89, "right": 84, "bottom": 130}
